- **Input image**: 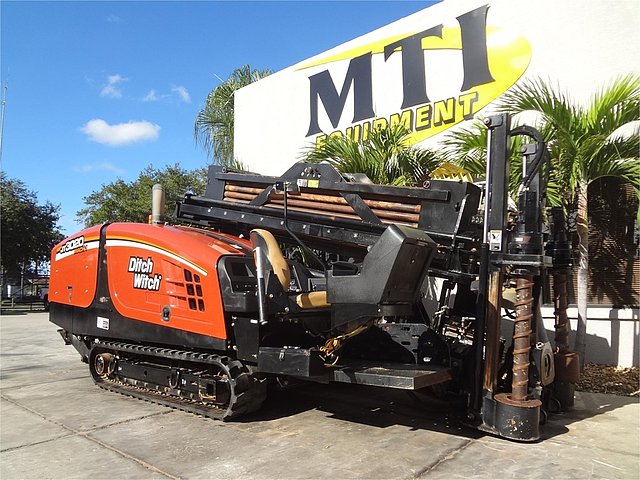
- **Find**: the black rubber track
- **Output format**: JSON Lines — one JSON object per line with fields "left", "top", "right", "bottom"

{"left": 89, "top": 341, "right": 266, "bottom": 421}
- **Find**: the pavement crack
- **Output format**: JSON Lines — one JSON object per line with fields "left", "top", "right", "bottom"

{"left": 83, "top": 410, "right": 175, "bottom": 432}
{"left": 0, "top": 394, "right": 180, "bottom": 479}
{"left": 1, "top": 433, "right": 76, "bottom": 453}
{"left": 78, "top": 434, "right": 181, "bottom": 480}
{"left": 0, "top": 375, "right": 89, "bottom": 391}
{"left": 412, "top": 438, "right": 475, "bottom": 478}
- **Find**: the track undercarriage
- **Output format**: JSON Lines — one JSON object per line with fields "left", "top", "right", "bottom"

{"left": 87, "top": 339, "right": 266, "bottom": 420}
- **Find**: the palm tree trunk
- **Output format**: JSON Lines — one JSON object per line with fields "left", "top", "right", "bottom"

{"left": 574, "top": 180, "right": 589, "bottom": 370}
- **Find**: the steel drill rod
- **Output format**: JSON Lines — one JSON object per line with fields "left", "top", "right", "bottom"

{"left": 512, "top": 275, "right": 534, "bottom": 402}
{"left": 224, "top": 184, "right": 422, "bottom": 213}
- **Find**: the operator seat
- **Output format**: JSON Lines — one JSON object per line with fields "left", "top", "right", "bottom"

{"left": 249, "top": 229, "right": 330, "bottom": 309}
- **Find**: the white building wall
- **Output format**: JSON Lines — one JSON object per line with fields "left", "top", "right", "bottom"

{"left": 541, "top": 307, "right": 640, "bottom": 368}
{"left": 235, "top": 0, "right": 639, "bottom": 175}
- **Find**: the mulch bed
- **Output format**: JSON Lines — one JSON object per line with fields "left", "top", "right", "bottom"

{"left": 576, "top": 363, "right": 639, "bottom": 396}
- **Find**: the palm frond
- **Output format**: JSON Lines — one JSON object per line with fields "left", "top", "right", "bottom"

{"left": 441, "top": 119, "right": 531, "bottom": 196}
{"left": 493, "top": 75, "right": 640, "bottom": 204}
{"left": 584, "top": 135, "right": 640, "bottom": 189}
{"left": 441, "top": 121, "right": 488, "bottom": 177}
{"left": 497, "top": 78, "right": 579, "bottom": 136}
{"left": 586, "top": 74, "right": 640, "bottom": 136}
{"left": 194, "top": 66, "right": 271, "bottom": 166}
{"left": 302, "top": 125, "right": 443, "bottom": 186}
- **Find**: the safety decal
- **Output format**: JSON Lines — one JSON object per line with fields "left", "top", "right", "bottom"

{"left": 55, "top": 236, "right": 99, "bottom": 261}
{"left": 97, "top": 316, "right": 110, "bottom": 330}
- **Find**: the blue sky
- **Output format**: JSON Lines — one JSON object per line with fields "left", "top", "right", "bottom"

{"left": 1, "top": 0, "right": 437, "bottom": 235}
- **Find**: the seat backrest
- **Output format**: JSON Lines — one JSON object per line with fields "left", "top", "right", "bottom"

{"left": 249, "top": 229, "right": 291, "bottom": 291}
{"left": 326, "top": 224, "right": 435, "bottom": 305}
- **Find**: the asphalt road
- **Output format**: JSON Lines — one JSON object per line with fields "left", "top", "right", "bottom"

{"left": 1, "top": 312, "right": 638, "bottom": 479}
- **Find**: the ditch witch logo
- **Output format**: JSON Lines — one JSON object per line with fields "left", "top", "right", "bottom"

{"left": 128, "top": 256, "right": 162, "bottom": 291}
{"left": 301, "top": 4, "right": 531, "bottom": 145}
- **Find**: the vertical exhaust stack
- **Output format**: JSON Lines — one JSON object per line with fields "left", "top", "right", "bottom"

{"left": 151, "top": 183, "right": 166, "bottom": 225}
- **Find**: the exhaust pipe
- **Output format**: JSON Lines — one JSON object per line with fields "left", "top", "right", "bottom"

{"left": 151, "top": 183, "right": 166, "bottom": 224}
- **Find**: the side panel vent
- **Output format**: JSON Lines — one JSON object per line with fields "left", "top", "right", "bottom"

{"left": 184, "top": 269, "right": 205, "bottom": 311}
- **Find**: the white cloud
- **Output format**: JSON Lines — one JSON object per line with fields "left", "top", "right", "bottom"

{"left": 142, "top": 89, "right": 158, "bottom": 102}
{"left": 74, "top": 161, "right": 126, "bottom": 176}
{"left": 100, "top": 74, "right": 127, "bottom": 98}
{"left": 172, "top": 85, "right": 191, "bottom": 103}
{"left": 107, "top": 14, "right": 123, "bottom": 23}
{"left": 80, "top": 119, "right": 160, "bottom": 147}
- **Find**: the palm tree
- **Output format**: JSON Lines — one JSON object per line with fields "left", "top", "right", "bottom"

{"left": 195, "top": 65, "right": 271, "bottom": 167}
{"left": 303, "top": 125, "right": 443, "bottom": 186}
{"left": 495, "top": 75, "right": 640, "bottom": 367}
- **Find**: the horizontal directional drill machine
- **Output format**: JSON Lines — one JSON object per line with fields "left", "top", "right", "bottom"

{"left": 50, "top": 114, "right": 578, "bottom": 441}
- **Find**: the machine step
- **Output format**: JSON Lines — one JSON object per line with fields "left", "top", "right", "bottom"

{"left": 332, "top": 361, "right": 453, "bottom": 390}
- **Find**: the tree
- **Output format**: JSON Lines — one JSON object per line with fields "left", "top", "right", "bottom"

{"left": 194, "top": 65, "right": 271, "bottom": 167}
{"left": 496, "top": 76, "right": 639, "bottom": 366}
{"left": 77, "top": 164, "right": 207, "bottom": 226}
{"left": 303, "top": 125, "right": 444, "bottom": 186}
{"left": 1, "top": 173, "right": 64, "bottom": 282}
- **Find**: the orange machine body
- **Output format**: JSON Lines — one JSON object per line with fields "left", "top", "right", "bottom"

{"left": 49, "top": 225, "right": 102, "bottom": 308}
{"left": 50, "top": 223, "right": 251, "bottom": 344}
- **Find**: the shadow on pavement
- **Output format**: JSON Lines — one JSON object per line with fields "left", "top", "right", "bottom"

{"left": 240, "top": 378, "right": 638, "bottom": 442}
{"left": 241, "top": 381, "right": 485, "bottom": 440}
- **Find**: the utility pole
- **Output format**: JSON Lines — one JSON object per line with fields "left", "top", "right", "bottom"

{"left": 0, "top": 83, "right": 7, "bottom": 165}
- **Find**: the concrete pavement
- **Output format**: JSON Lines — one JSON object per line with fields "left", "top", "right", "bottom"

{"left": 1, "top": 312, "right": 638, "bottom": 479}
